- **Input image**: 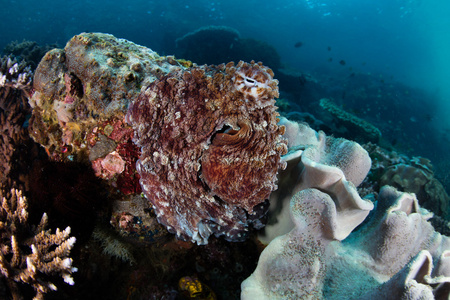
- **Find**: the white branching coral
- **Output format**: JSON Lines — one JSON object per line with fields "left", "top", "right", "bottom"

{"left": 0, "top": 189, "right": 77, "bottom": 300}
{"left": 0, "top": 55, "right": 33, "bottom": 91}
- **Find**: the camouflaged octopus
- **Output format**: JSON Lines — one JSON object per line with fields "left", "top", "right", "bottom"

{"left": 126, "top": 61, "right": 287, "bottom": 244}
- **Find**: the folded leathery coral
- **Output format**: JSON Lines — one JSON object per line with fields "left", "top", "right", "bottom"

{"left": 127, "top": 61, "right": 287, "bottom": 245}
{"left": 29, "top": 32, "right": 287, "bottom": 245}
{"left": 242, "top": 185, "right": 450, "bottom": 299}
{"left": 242, "top": 188, "right": 343, "bottom": 299}
{"left": 259, "top": 118, "right": 373, "bottom": 243}
{"left": 380, "top": 157, "right": 450, "bottom": 219}
{"left": 365, "top": 249, "right": 450, "bottom": 299}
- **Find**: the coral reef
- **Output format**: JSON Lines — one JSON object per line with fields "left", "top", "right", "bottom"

{"left": 320, "top": 98, "right": 381, "bottom": 143}
{"left": 127, "top": 60, "right": 287, "bottom": 244}
{"left": 361, "top": 142, "right": 450, "bottom": 221}
{"left": 259, "top": 118, "right": 373, "bottom": 243}
{"left": 0, "top": 189, "right": 77, "bottom": 300}
{"left": 2, "top": 40, "right": 58, "bottom": 69}
{"left": 380, "top": 156, "right": 450, "bottom": 219}
{"left": 242, "top": 118, "right": 450, "bottom": 299}
{"left": 176, "top": 26, "right": 241, "bottom": 64}
{"left": 26, "top": 32, "right": 449, "bottom": 299}
{"left": 242, "top": 186, "right": 450, "bottom": 299}
{"left": 0, "top": 87, "right": 31, "bottom": 190}
{"left": 0, "top": 55, "right": 36, "bottom": 193}
{"left": 0, "top": 55, "right": 33, "bottom": 92}
{"left": 175, "top": 26, "right": 281, "bottom": 70}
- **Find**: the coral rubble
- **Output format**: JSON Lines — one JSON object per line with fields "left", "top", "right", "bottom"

{"left": 0, "top": 189, "right": 77, "bottom": 300}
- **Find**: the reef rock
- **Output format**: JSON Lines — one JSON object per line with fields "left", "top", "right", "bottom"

{"left": 29, "top": 32, "right": 182, "bottom": 163}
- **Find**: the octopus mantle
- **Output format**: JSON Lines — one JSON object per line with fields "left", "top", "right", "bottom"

{"left": 127, "top": 61, "right": 287, "bottom": 244}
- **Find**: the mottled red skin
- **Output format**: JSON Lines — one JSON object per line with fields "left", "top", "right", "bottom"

{"left": 127, "top": 61, "right": 287, "bottom": 244}
{"left": 85, "top": 118, "right": 141, "bottom": 194}
{"left": 116, "top": 139, "right": 141, "bottom": 195}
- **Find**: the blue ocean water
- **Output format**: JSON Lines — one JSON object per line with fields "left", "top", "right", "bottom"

{"left": 2, "top": 0, "right": 449, "bottom": 142}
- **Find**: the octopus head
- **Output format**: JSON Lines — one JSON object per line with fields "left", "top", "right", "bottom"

{"left": 231, "top": 60, "right": 279, "bottom": 108}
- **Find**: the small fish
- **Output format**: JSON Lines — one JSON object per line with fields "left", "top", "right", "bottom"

{"left": 327, "top": 46, "right": 331, "bottom": 51}
{"left": 328, "top": 57, "right": 333, "bottom": 62}
{"left": 339, "top": 60, "right": 346, "bottom": 65}
{"left": 294, "top": 41, "right": 303, "bottom": 48}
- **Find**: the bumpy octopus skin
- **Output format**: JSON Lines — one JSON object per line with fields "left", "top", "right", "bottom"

{"left": 126, "top": 61, "right": 287, "bottom": 244}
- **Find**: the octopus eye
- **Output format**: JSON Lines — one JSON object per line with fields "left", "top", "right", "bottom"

{"left": 244, "top": 77, "right": 257, "bottom": 87}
